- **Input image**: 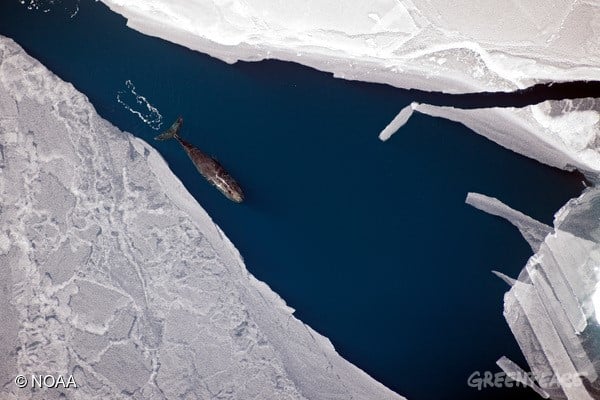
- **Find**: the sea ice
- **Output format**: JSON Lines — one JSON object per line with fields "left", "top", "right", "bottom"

{"left": 378, "top": 102, "right": 418, "bottom": 141}
{"left": 468, "top": 188, "right": 600, "bottom": 399}
{"left": 465, "top": 193, "right": 552, "bottom": 252}
{"left": 415, "top": 99, "right": 600, "bottom": 175}
{"left": 0, "top": 36, "right": 403, "bottom": 400}
{"left": 100, "top": 0, "right": 600, "bottom": 92}
{"left": 496, "top": 356, "right": 549, "bottom": 399}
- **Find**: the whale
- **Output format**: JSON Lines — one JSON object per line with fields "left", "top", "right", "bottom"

{"left": 155, "top": 117, "right": 244, "bottom": 203}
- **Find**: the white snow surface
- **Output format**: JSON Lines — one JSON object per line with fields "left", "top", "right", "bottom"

{"left": 0, "top": 36, "right": 403, "bottom": 400}
{"left": 99, "top": 0, "right": 600, "bottom": 93}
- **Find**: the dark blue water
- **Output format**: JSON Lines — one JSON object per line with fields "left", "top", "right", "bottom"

{"left": 0, "top": 2, "right": 587, "bottom": 399}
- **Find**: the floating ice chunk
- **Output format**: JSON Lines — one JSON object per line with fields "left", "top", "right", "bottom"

{"left": 508, "top": 279, "right": 593, "bottom": 399}
{"left": 545, "top": 231, "right": 597, "bottom": 328}
{"left": 527, "top": 263, "right": 597, "bottom": 382}
{"left": 496, "top": 356, "right": 549, "bottom": 399}
{"left": 491, "top": 270, "right": 517, "bottom": 287}
{"left": 465, "top": 192, "right": 552, "bottom": 252}
{"left": 503, "top": 281, "right": 560, "bottom": 397}
{"left": 378, "top": 102, "right": 419, "bottom": 141}
{"left": 492, "top": 186, "right": 600, "bottom": 400}
{"left": 533, "top": 243, "right": 588, "bottom": 334}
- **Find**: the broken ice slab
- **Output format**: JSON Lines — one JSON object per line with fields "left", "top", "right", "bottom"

{"left": 491, "top": 270, "right": 517, "bottom": 287}
{"left": 540, "top": 243, "right": 589, "bottom": 334}
{"left": 415, "top": 101, "right": 600, "bottom": 176}
{"left": 496, "top": 356, "right": 549, "bottom": 399}
{"left": 465, "top": 192, "right": 552, "bottom": 252}
{"left": 378, "top": 102, "right": 419, "bottom": 141}
{"left": 507, "top": 280, "right": 594, "bottom": 400}
{"left": 526, "top": 263, "right": 597, "bottom": 382}
{"left": 496, "top": 187, "right": 600, "bottom": 399}
{"left": 468, "top": 187, "right": 600, "bottom": 399}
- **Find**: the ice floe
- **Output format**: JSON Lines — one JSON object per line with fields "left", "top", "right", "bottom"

{"left": 467, "top": 188, "right": 600, "bottom": 399}
{"left": 99, "top": 0, "right": 600, "bottom": 92}
{"left": 378, "top": 102, "right": 419, "bottom": 141}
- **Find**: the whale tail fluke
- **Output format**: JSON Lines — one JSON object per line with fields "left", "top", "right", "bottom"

{"left": 154, "top": 116, "right": 183, "bottom": 140}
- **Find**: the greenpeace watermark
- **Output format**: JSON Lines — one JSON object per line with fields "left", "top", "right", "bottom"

{"left": 14, "top": 374, "right": 77, "bottom": 389}
{"left": 467, "top": 370, "right": 587, "bottom": 391}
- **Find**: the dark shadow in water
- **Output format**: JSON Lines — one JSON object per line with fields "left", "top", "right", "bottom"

{"left": 409, "top": 81, "right": 600, "bottom": 109}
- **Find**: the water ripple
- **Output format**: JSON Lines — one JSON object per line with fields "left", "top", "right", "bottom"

{"left": 19, "top": 0, "right": 79, "bottom": 18}
{"left": 116, "top": 80, "right": 163, "bottom": 131}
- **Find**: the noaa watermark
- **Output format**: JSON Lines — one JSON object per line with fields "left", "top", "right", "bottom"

{"left": 467, "top": 370, "right": 587, "bottom": 390}
{"left": 14, "top": 374, "right": 77, "bottom": 389}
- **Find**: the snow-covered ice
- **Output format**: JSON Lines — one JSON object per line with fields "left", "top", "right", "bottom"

{"left": 466, "top": 188, "right": 600, "bottom": 399}
{"left": 100, "top": 0, "right": 600, "bottom": 93}
{"left": 378, "top": 98, "right": 600, "bottom": 176}
{"left": 0, "top": 36, "right": 403, "bottom": 400}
